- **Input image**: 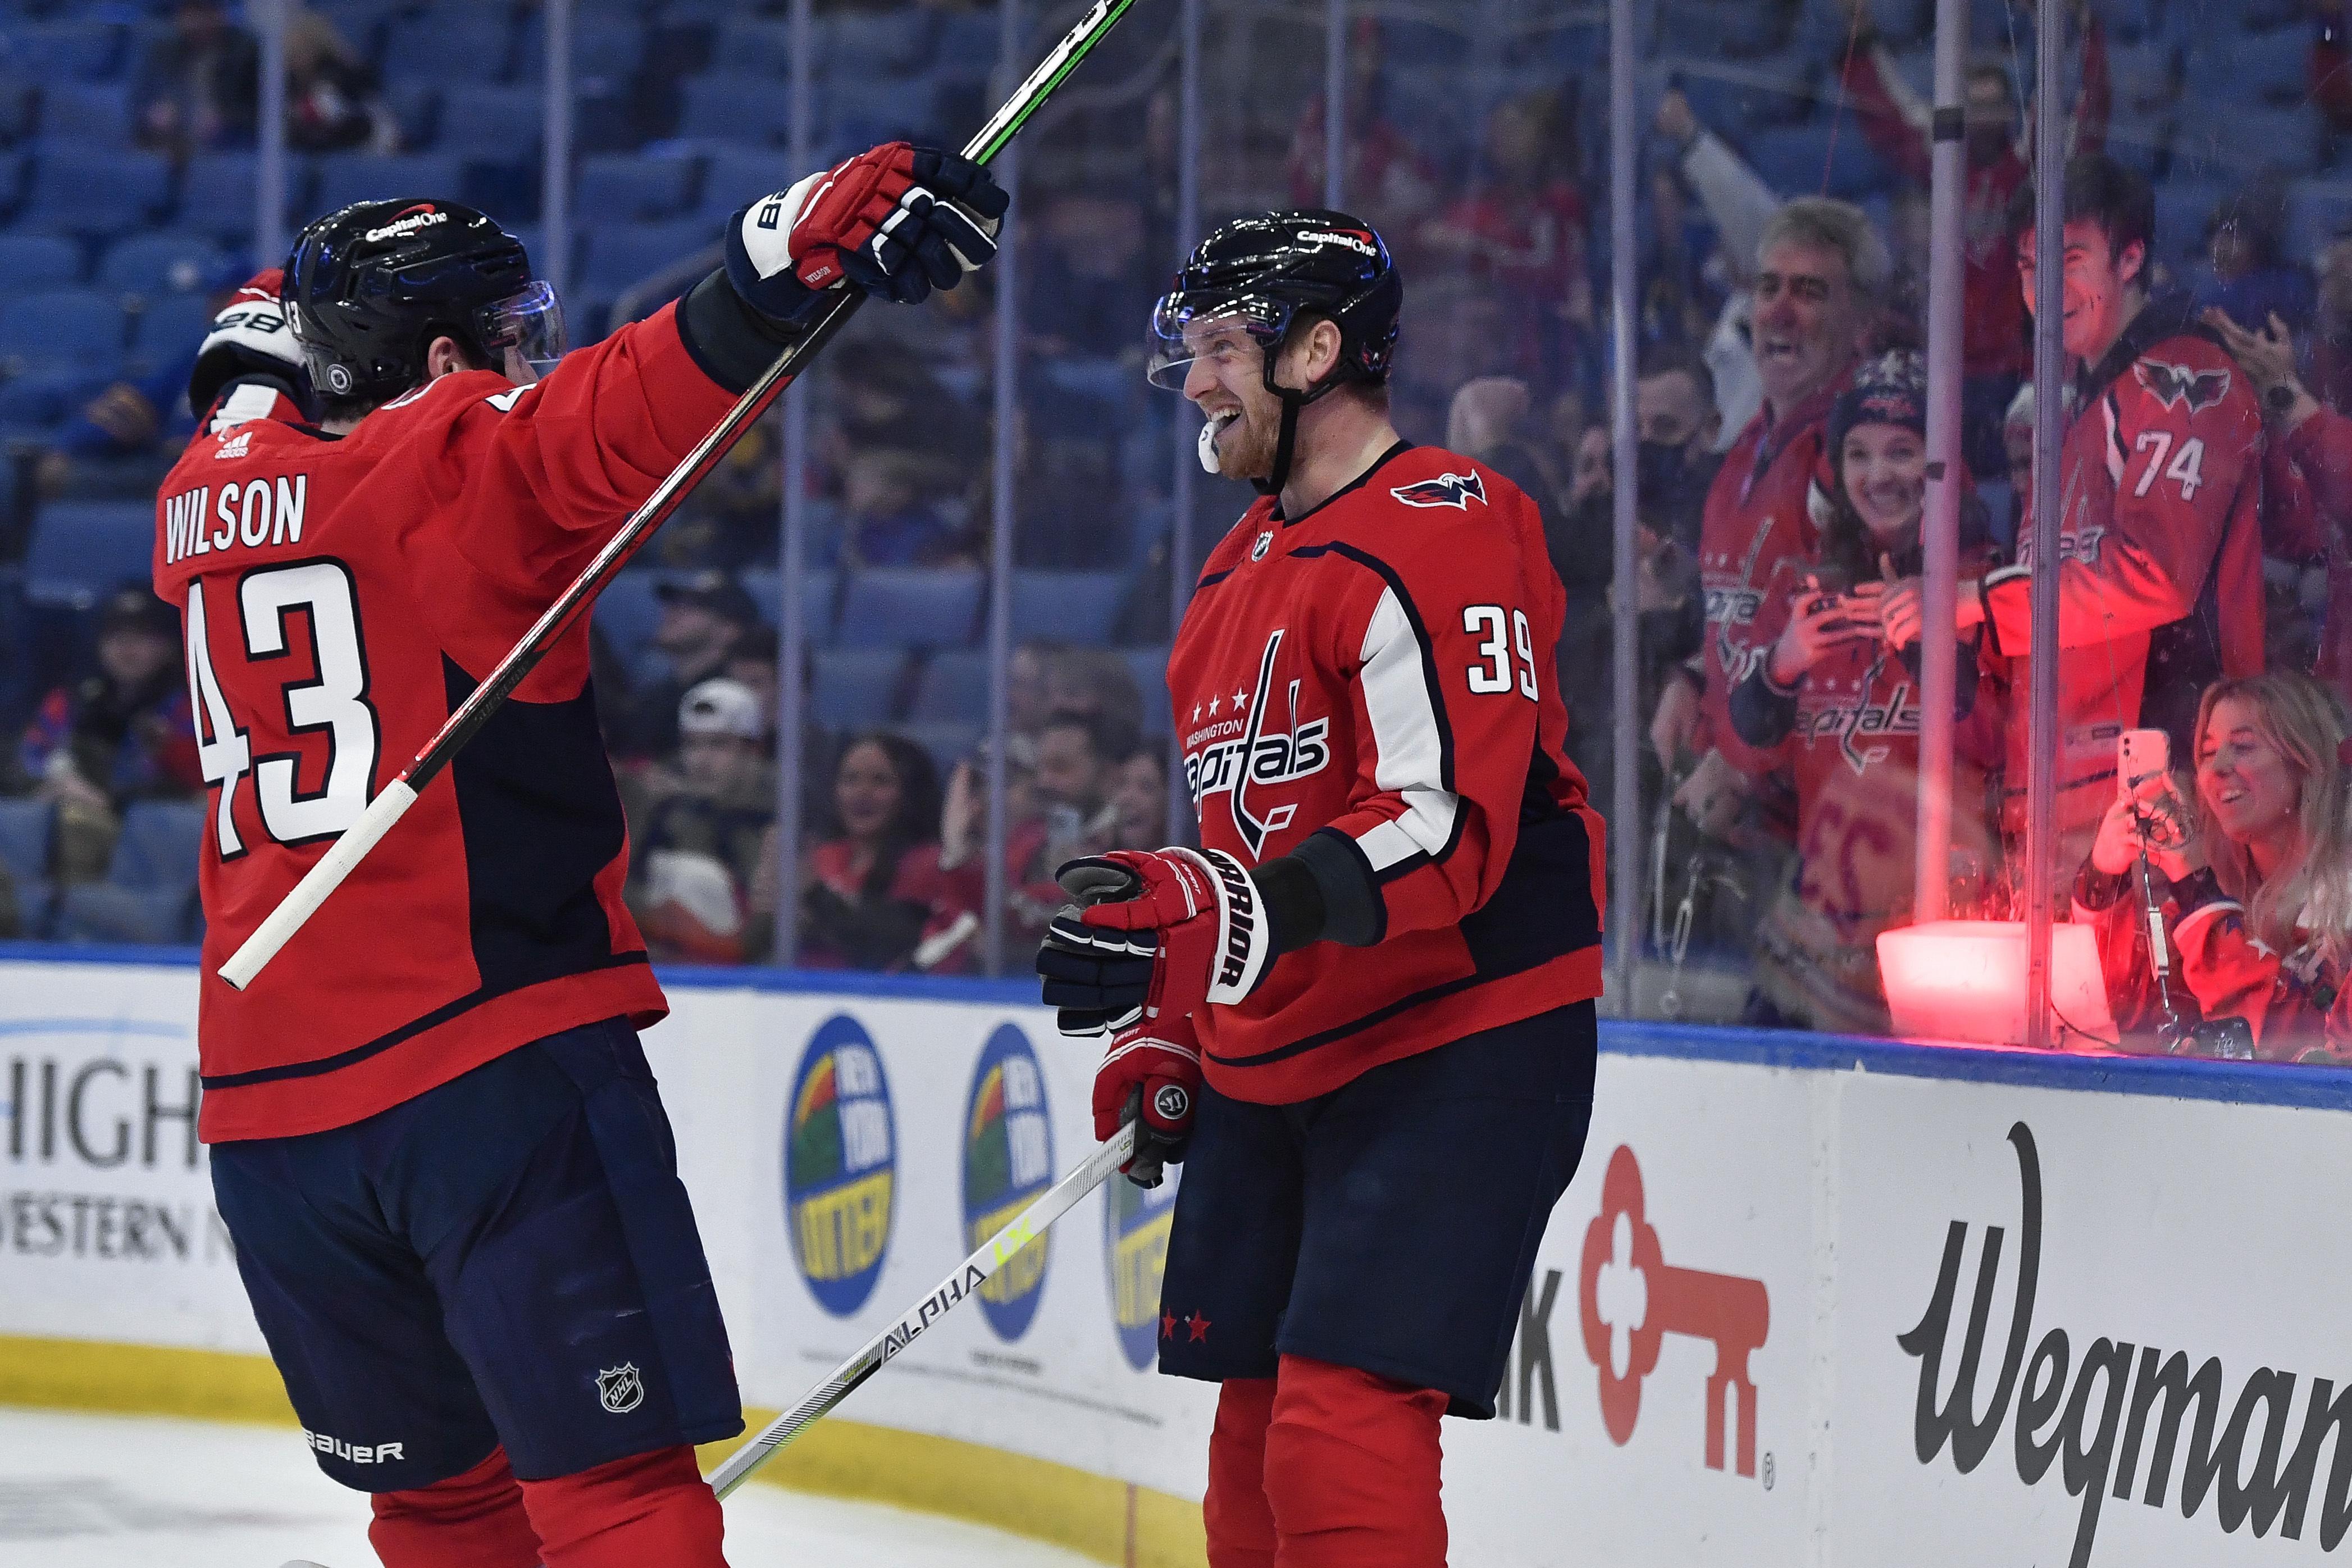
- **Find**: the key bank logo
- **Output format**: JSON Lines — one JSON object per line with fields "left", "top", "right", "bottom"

{"left": 961, "top": 1023, "right": 1053, "bottom": 1341}
{"left": 784, "top": 1014, "right": 895, "bottom": 1316}
{"left": 1106, "top": 1164, "right": 1179, "bottom": 1369}
{"left": 1579, "top": 1145, "right": 1770, "bottom": 1478}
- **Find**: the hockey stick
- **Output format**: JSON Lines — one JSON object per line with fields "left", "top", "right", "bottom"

{"left": 220, "top": 0, "right": 1142, "bottom": 991}
{"left": 705, "top": 1119, "right": 1139, "bottom": 1499}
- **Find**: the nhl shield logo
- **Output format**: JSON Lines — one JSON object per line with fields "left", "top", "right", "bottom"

{"left": 595, "top": 1363, "right": 644, "bottom": 1415}
{"left": 1252, "top": 531, "right": 1273, "bottom": 561}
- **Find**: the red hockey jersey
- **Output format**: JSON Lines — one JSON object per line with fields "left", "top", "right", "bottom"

{"left": 153, "top": 301, "right": 740, "bottom": 1142}
{"left": 1979, "top": 299, "right": 2265, "bottom": 856}
{"left": 1170, "top": 444, "right": 1605, "bottom": 1105}
{"left": 1693, "top": 379, "right": 1839, "bottom": 775}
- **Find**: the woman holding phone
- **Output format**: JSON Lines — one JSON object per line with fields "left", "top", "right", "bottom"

{"left": 1729, "top": 352, "right": 2005, "bottom": 1031}
{"left": 2077, "top": 672, "right": 2352, "bottom": 1061}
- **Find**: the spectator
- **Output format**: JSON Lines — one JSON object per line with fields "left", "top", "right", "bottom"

{"left": 10, "top": 586, "right": 200, "bottom": 883}
{"left": 1446, "top": 376, "right": 1558, "bottom": 517}
{"left": 1027, "top": 186, "right": 1157, "bottom": 361}
{"left": 1109, "top": 744, "right": 1170, "bottom": 846}
{"left": 899, "top": 735, "right": 1044, "bottom": 974}
{"left": 632, "top": 678, "right": 776, "bottom": 964}
{"left": 841, "top": 448, "right": 969, "bottom": 569}
{"left": 1995, "top": 381, "right": 2039, "bottom": 543}
{"left": 797, "top": 732, "right": 941, "bottom": 972}
{"left": 283, "top": 11, "right": 386, "bottom": 154}
{"left": 1284, "top": 17, "right": 1438, "bottom": 239}
{"left": 131, "top": 0, "right": 260, "bottom": 157}
{"left": 1731, "top": 353, "right": 2003, "bottom": 1032}
{"left": 2077, "top": 673, "right": 2352, "bottom": 1061}
{"left": 2189, "top": 180, "right": 2314, "bottom": 338}
{"left": 1893, "top": 154, "right": 2266, "bottom": 884}
{"left": 630, "top": 571, "right": 761, "bottom": 759}
{"left": 1034, "top": 705, "right": 1129, "bottom": 859}
{"left": 1653, "top": 198, "right": 1886, "bottom": 848}
{"left": 1652, "top": 87, "right": 1780, "bottom": 446}
{"left": 1419, "top": 87, "right": 1593, "bottom": 381}
{"left": 2307, "top": 229, "right": 2352, "bottom": 413}
{"left": 1634, "top": 343, "right": 1724, "bottom": 554}
{"left": 1042, "top": 647, "right": 1143, "bottom": 734}
{"left": 2208, "top": 307, "right": 2352, "bottom": 704}
{"left": 1836, "top": 0, "right": 2109, "bottom": 478}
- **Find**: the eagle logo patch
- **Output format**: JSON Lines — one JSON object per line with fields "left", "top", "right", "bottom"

{"left": 1391, "top": 471, "right": 1487, "bottom": 510}
{"left": 2134, "top": 358, "right": 2231, "bottom": 414}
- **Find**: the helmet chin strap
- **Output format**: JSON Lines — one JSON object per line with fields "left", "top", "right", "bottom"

{"left": 1253, "top": 361, "right": 1348, "bottom": 501}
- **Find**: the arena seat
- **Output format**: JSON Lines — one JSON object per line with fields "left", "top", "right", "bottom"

{"left": 813, "top": 648, "right": 908, "bottom": 725}
{"left": 676, "top": 73, "right": 797, "bottom": 145}
{"left": 24, "top": 499, "right": 153, "bottom": 609}
{"left": 0, "top": 290, "right": 125, "bottom": 377}
{"left": 910, "top": 649, "right": 987, "bottom": 723}
{"left": 835, "top": 569, "right": 983, "bottom": 649}
{"left": 0, "top": 796, "right": 52, "bottom": 889}
{"left": 98, "top": 232, "right": 227, "bottom": 300}
{"left": 39, "top": 80, "right": 131, "bottom": 145}
{"left": 53, "top": 799, "right": 207, "bottom": 946}
{"left": 0, "top": 21, "right": 124, "bottom": 83}
{"left": 577, "top": 153, "right": 698, "bottom": 222}
{"left": 19, "top": 145, "right": 171, "bottom": 239}
{"left": 309, "top": 153, "right": 467, "bottom": 217}
{"left": 178, "top": 152, "right": 311, "bottom": 244}
{"left": 436, "top": 85, "right": 545, "bottom": 156}
{"left": 1010, "top": 570, "right": 1126, "bottom": 646}
{"left": 0, "top": 234, "right": 84, "bottom": 292}
{"left": 380, "top": 9, "right": 513, "bottom": 86}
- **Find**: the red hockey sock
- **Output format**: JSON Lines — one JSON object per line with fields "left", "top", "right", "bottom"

{"left": 1205, "top": 1376, "right": 1279, "bottom": 1568}
{"left": 1262, "top": 1355, "right": 1448, "bottom": 1568}
{"left": 517, "top": 1443, "right": 728, "bottom": 1568}
{"left": 368, "top": 1444, "right": 541, "bottom": 1568}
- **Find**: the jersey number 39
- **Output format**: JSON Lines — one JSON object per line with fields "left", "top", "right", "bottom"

{"left": 1464, "top": 605, "right": 1539, "bottom": 700}
{"left": 185, "top": 561, "right": 381, "bottom": 858}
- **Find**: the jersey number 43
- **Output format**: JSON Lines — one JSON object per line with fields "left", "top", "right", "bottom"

{"left": 185, "top": 560, "right": 382, "bottom": 859}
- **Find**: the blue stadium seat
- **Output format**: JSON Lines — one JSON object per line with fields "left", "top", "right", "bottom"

{"left": 580, "top": 219, "right": 709, "bottom": 294}
{"left": 2152, "top": 179, "right": 2225, "bottom": 262}
{"left": 911, "top": 649, "right": 987, "bottom": 723}
{"left": 900, "top": 721, "right": 979, "bottom": 779}
{"left": 112, "top": 800, "right": 206, "bottom": 896}
{"left": 0, "top": 796, "right": 52, "bottom": 886}
{"left": 813, "top": 648, "right": 908, "bottom": 725}
{"left": 1010, "top": 570, "right": 1126, "bottom": 645}
{"left": 309, "top": 153, "right": 466, "bottom": 216}
{"left": 0, "top": 289, "right": 125, "bottom": 376}
{"left": 697, "top": 144, "right": 789, "bottom": 222}
{"left": 820, "top": 10, "right": 937, "bottom": 74}
{"left": 7, "top": 877, "right": 52, "bottom": 938}
{"left": 591, "top": 569, "right": 671, "bottom": 667}
{"left": 25, "top": 498, "right": 153, "bottom": 608}
{"left": 314, "top": 0, "right": 403, "bottom": 64}
{"left": 576, "top": 153, "right": 697, "bottom": 222}
{"left": 40, "top": 80, "right": 130, "bottom": 145}
{"left": 826, "top": 73, "right": 943, "bottom": 146}
{"left": 179, "top": 152, "right": 311, "bottom": 243}
{"left": 514, "top": 14, "right": 647, "bottom": 90}
{"left": 0, "top": 368, "right": 98, "bottom": 428}
{"left": 435, "top": 85, "right": 545, "bottom": 156}
{"left": 380, "top": 10, "right": 512, "bottom": 85}
{"left": 0, "top": 21, "right": 124, "bottom": 83}
{"left": 2178, "top": 103, "right": 2321, "bottom": 180}
{"left": 53, "top": 882, "right": 194, "bottom": 944}
{"left": 835, "top": 569, "right": 983, "bottom": 649}
{"left": 0, "top": 233, "right": 83, "bottom": 291}
{"left": 98, "top": 231, "right": 226, "bottom": 299}
{"left": 129, "top": 291, "right": 213, "bottom": 370}
{"left": 20, "top": 144, "right": 171, "bottom": 238}
{"left": 1744, "top": 123, "right": 1890, "bottom": 199}
{"left": 736, "top": 566, "right": 840, "bottom": 639}
{"left": 2290, "top": 180, "right": 2352, "bottom": 263}
{"left": 676, "top": 74, "right": 796, "bottom": 145}
{"left": 710, "top": 17, "right": 795, "bottom": 80}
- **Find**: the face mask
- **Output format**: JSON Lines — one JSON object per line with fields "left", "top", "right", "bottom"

{"left": 1636, "top": 440, "right": 1689, "bottom": 506}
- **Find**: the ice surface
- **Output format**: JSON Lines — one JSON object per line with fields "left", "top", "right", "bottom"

{"left": 0, "top": 1407, "right": 1097, "bottom": 1566}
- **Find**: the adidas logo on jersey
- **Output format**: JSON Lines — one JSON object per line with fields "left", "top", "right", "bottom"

{"left": 215, "top": 430, "right": 253, "bottom": 460}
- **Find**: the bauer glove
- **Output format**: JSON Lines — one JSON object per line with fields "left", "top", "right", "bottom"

{"left": 1035, "top": 847, "right": 1275, "bottom": 1040}
{"left": 726, "top": 142, "right": 1007, "bottom": 322}
{"left": 188, "top": 270, "right": 319, "bottom": 432}
{"left": 1092, "top": 1011, "right": 1200, "bottom": 1188}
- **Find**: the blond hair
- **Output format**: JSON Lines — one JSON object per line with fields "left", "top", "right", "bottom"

{"left": 2194, "top": 673, "right": 2352, "bottom": 968}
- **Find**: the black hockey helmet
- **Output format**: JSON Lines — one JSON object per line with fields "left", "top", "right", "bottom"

{"left": 283, "top": 198, "right": 564, "bottom": 407}
{"left": 1148, "top": 210, "right": 1400, "bottom": 393}
{"left": 1148, "top": 210, "right": 1401, "bottom": 491}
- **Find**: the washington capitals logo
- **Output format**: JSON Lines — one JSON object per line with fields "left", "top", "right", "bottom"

{"left": 2134, "top": 358, "right": 2231, "bottom": 413}
{"left": 1391, "top": 472, "right": 1487, "bottom": 510}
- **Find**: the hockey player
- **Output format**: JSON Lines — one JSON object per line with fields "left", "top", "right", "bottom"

{"left": 154, "top": 146, "right": 1005, "bottom": 1567}
{"left": 1872, "top": 152, "right": 2266, "bottom": 879}
{"left": 1036, "top": 212, "right": 1605, "bottom": 1566}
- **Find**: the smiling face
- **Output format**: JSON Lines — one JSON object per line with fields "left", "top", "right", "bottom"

{"left": 833, "top": 740, "right": 904, "bottom": 844}
{"left": 2196, "top": 696, "right": 2304, "bottom": 849}
{"left": 1839, "top": 422, "right": 1928, "bottom": 541}
{"left": 1180, "top": 313, "right": 1342, "bottom": 483}
{"left": 2017, "top": 218, "right": 2145, "bottom": 364}
{"left": 1751, "top": 237, "right": 1867, "bottom": 414}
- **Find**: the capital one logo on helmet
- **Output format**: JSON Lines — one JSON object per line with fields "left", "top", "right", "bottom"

{"left": 784, "top": 1014, "right": 896, "bottom": 1317}
{"left": 364, "top": 204, "right": 446, "bottom": 244}
{"left": 1579, "top": 1145, "right": 1770, "bottom": 1479}
{"left": 960, "top": 1023, "right": 1054, "bottom": 1342}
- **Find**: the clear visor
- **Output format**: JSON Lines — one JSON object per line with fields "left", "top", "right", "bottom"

{"left": 477, "top": 280, "right": 567, "bottom": 381}
{"left": 1146, "top": 292, "right": 1291, "bottom": 390}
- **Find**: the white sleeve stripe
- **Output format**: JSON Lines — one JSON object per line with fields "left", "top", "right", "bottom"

{"left": 1355, "top": 585, "right": 1458, "bottom": 867}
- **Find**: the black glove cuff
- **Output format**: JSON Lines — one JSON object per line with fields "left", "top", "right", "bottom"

{"left": 2073, "top": 859, "right": 2130, "bottom": 912}
{"left": 676, "top": 269, "right": 805, "bottom": 395}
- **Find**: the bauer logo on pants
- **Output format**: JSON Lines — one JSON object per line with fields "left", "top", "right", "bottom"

{"left": 960, "top": 1023, "right": 1054, "bottom": 1342}
{"left": 784, "top": 1014, "right": 897, "bottom": 1317}
{"left": 1578, "top": 1145, "right": 1770, "bottom": 1478}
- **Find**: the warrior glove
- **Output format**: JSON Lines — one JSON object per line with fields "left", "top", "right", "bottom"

{"left": 1036, "top": 847, "right": 1275, "bottom": 1040}
{"left": 726, "top": 142, "right": 1006, "bottom": 322}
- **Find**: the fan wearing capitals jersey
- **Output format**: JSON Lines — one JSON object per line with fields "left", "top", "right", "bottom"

{"left": 1036, "top": 212, "right": 1604, "bottom": 1567}
{"left": 154, "top": 146, "right": 1006, "bottom": 1568}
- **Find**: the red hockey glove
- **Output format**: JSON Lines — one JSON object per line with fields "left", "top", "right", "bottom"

{"left": 1035, "top": 847, "right": 1274, "bottom": 1040}
{"left": 726, "top": 142, "right": 1007, "bottom": 320}
{"left": 1093, "top": 1012, "right": 1200, "bottom": 1188}
{"left": 188, "top": 270, "right": 318, "bottom": 432}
